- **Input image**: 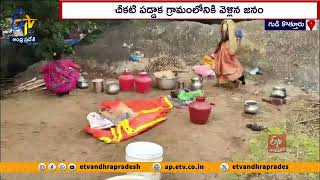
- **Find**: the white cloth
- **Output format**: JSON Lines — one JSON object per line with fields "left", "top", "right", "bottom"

{"left": 87, "top": 112, "right": 114, "bottom": 129}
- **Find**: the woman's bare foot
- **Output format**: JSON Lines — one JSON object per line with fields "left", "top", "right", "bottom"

{"left": 57, "top": 92, "right": 69, "bottom": 97}
{"left": 232, "top": 80, "right": 240, "bottom": 89}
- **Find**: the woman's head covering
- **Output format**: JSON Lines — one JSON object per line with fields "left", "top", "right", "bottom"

{"left": 221, "top": 20, "right": 238, "bottom": 54}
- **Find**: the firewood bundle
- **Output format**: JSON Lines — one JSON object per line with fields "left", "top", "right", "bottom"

{"left": 145, "top": 55, "right": 185, "bottom": 73}
{"left": 2, "top": 77, "right": 46, "bottom": 95}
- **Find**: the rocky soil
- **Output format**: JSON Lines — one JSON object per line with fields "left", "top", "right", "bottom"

{"left": 12, "top": 20, "right": 319, "bottom": 90}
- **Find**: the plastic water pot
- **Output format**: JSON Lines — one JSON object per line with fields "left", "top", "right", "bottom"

{"left": 188, "top": 96, "right": 213, "bottom": 124}
{"left": 118, "top": 69, "right": 135, "bottom": 91}
{"left": 134, "top": 72, "right": 152, "bottom": 94}
{"left": 125, "top": 141, "right": 163, "bottom": 180}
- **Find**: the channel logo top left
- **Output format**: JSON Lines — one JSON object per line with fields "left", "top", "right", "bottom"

{"left": 6, "top": 9, "right": 39, "bottom": 44}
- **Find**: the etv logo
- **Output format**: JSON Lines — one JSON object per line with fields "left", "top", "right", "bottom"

{"left": 9, "top": 9, "right": 38, "bottom": 44}
{"left": 11, "top": 9, "right": 37, "bottom": 36}
{"left": 268, "top": 134, "right": 286, "bottom": 153}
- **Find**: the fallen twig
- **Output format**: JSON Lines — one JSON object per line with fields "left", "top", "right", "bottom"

{"left": 26, "top": 82, "right": 45, "bottom": 91}
{"left": 17, "top": 77, "right": 37, "bottom": 88}
{"left": 295, "top": 117, "right": 320, "bottom": 124}
{"left": 310, "top": 124, "right": 317, "bottom": 136}
{"left": 37, "top": 87, "right": 47, "bottom": 91}
{"left": 3, "top": 77, "right": 46, "bottom": 95}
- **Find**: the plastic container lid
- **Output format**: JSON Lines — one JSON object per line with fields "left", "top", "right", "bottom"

{"left": 126, "top": 141, "right": 163, "bottom": 160}
{"left": 105, "top": 175, "right": 148, "bottom": 180}
{"left": 196, "top": 96, "right": 205, "bottom": 102}
{"left": 124, "top": 69, "right": 130, "bottom": 73}
{"left": 139, "top": 72, "right": 148, "bottom": 75}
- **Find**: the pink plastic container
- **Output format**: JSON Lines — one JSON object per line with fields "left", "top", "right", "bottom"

{"left": 188, "top": 96, "right": 213, "bottom": 124}
{"left": 134, "top": 72, "right": 152, "bottom": 94}
{"left": 119, "top": 69, "right": 135, "bottom": 91}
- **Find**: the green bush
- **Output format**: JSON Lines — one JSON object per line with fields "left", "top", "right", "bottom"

{"left": 0, "top": 0, "right": 122, "bottom": 61}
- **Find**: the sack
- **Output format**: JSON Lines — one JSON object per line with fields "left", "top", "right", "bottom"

{"left": 201, "top": 55, "right": 215, "bottom": 69}
{"left": 192, "top": 65, "right": 215, "bottom": 78}
{"left": 84, "top": 97, "right": 173, "bottom": 143}
{"left": 130, "top": 54, "right": 140, "bottom": 62}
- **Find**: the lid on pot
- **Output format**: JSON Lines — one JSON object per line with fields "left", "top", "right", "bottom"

{"left": 78, "top": 76, "right": 85, "bottom": 82}
{"left": 92, "top": 79, "right": 104, "bottom": 83}
{"left": 273, "top": 86, "right": 285, "bottom": 90}
{"left": 244, "top": 100, "right": 258, "bottom": 105}
{"left": 196, "top": 96, "right": 205, "bottom": 102}
{"left": 139, "top": 72, "right": 148, "bottom": 76}
{"left": 106, "top": 80, "right": 118, "bottom": 84}
{"left": 82, "top": 82, "right": 89, "bottom": 86}
{"left": 191, "top": 77, "right": 200, "bottom": 81}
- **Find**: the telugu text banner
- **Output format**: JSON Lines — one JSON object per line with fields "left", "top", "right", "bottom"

{"left": 60, "top": 2, "right": 318, "bottom": 20}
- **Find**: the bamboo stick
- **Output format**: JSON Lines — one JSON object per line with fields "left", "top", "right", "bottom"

{"left": 15, "top": 79, "right": 44, "bottom": 91}
{"left": 26, "top": 83, "right": 45, "bottom": 91}
{"left": 37, "top": 87, "right": 47, "bottom": 91}
{"left": 17, "top": 77, "right": 37, "bottom": 88}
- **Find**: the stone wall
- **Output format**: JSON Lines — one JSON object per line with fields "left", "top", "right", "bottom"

{"left": 75, "top": 20, "right": 319, "bottom": 89}
{"left": 8, "top": 20, "right": 319, "bottom": 90}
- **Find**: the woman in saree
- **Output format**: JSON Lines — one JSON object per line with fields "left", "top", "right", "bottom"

{"left": 41, "top": 51, "right": 80, "bottom": 96}
{"left": 211, "top": 20, "right": 245, "bottom": 86}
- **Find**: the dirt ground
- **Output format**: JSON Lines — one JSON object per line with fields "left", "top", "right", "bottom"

{"left": 0, "top": 71, "right": 314, "bottom": 180}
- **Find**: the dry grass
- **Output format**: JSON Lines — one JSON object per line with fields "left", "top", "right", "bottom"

{"left": 288, "top": 99, "right": 320, "bottom": 137}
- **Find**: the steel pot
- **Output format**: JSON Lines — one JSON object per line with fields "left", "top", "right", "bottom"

{"left": 176, "top": 81, "right": 185, "bottom": 90}
{"left": 244, "top": 100, "right": 259, "bottom": 114}
{"left": 156, "top": 76, "right": 179, "bottom": 90}
{"left": 92, "top": 79, "right": 104, "bottom": 93}
{"left": 77, "top": 81, "right": 89, "bottom": 89}
{"left": 190, "top": 77, "right": 203, "bottom": 91}
{"left": 105, "top": 81, "right": 120, "bottom": 95}
{"left": 77, "top": 76, "right": 88, "bottom": 89}
{"left": 271, "top": 86, "right": 287, "bottom": 99}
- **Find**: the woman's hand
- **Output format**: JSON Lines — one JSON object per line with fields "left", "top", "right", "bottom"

{"left": 210, "top": 53, "right": 215, "bottom": 59}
